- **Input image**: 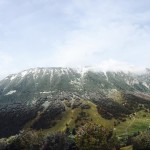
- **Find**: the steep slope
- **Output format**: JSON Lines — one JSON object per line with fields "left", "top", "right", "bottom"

{"left": 0, "top": 67, "right": 150, "bottom": 103}
{"left": 0, "top": 68, "right": 82, "bottom": 103}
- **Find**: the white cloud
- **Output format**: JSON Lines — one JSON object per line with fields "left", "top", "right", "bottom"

{"left": 94, "top": 59, "right": 145, "bottom": 73}
{"left": 48, "top": 0, "right": 150, "bottom": 68}
{"left": 0, "top": 0, "right": 150, "bottom": 77}
{"left": 52, "top": 31, "right": 104, "bottom": 67}
{"left": 52, "top": 22, "right": 148, "bottom": 67}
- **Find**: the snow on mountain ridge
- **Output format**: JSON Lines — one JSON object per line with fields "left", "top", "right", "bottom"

{"left": 1, "top": 67, "right": 150, "bottom": 102}
{"left": 1, "top": 66, "right": 149, "bottom": 82}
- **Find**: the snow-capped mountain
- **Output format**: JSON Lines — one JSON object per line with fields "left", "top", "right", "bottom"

{"left": 0, "top": 67, "right": 150, "bottom": 138}
{"left": 0, "top": 67, "right": 150, "bottom": 103}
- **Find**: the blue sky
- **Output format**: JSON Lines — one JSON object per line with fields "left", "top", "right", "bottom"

{"left": 0, "top": 0, "right": 150, "bottom": 78}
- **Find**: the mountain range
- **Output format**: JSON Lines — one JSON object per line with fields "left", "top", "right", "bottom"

{"left": 0, "top": 67, "right": 150, "bottom": 103}
{"left": 0, "top": 67, "right": 150, "bottom": 140}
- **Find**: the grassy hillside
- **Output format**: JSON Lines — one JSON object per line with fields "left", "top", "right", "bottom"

{"left": 38, "top": 100, "right": 115, "bottom": 135}
{"left": 116, "top": 110, "right": 150, "bottom": 136}
{"left": 1, "top": 98, "right": 150, "bottom": 149}
{"left": 23, "top": 99, "right": 149, "bottom": 138}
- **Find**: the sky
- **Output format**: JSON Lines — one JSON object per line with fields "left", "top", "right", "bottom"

{"left": 0, "top": 0, "right": 150, "bottom": 78}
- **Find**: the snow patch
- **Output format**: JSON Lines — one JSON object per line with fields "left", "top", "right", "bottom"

{"left": 21, "top": 71, "right": 28, "bottom": 77}
{"left": 81, "top": 67, "right": 89, "bottom": 77}
{"left": 132, "top": 80, "right": 139, "bottom": 85}
{"left": 143, "top": 82, "right": 149, "bottom": 88}
{"left": 10, "top": 75, "right": 17, "bottom": 81}
{"left": 50, "top": 69, "right": 54, "bottom": 82}
{"left": 42, "top": 101, "right": 50, "bottom": 109}
{"left": 126, "top": 80, "right": 130, "bottom": 85}
{"left": 5, "top": 90, "right": 16, "bottom": 95}
{"left": 40, "top": 91, "right": 51, "bottom": 94}
{"left": 32, "top": 99, "right": 37, "bottom": 105}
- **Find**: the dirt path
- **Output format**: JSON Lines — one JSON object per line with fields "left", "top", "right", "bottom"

{"left": 125, "top": 117, "right": 135, "bottom": 135}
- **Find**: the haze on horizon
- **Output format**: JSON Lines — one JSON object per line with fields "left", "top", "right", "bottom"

{"left": 0, "top": 0, "right": 150, "bottom": 79}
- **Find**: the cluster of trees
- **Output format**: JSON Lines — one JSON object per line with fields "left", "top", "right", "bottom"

{"left": 132, "top": 131, "right": 150, "bottom": 150}
{"left": 0, "top": 98, "right": 65, "bottom": 138}
{"left": 119, "top": 130, "right": 150, "bottom": 150}
{"left": 96, "top": 98, "right": 130, "bottom": 120}
{"left": 75, "top": 123, "right": 118, "bottom": 150}
{"left": 74, "top": 111, "right": 92, "bottom": 128}
{"left": 0, "top": 103, "right": 38, "bottom": 138}
{"left": 1, "top": 123, "right": 149, "bottom": 150}
{"left": 124, "top": 94, "right": 150, "bottom": 110}
{"left": 31, "top": 100, "right": 65, "bottom": 130}
{"left": 96, "top": 93, "right": 150, "bottom": 121}
{"left": 0, "top": 123, "right": 118, "bottom": 150}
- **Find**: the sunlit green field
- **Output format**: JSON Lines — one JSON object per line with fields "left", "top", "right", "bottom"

{"left": 116, "top": 110, "right": 150, "bottom": 136}
{"left": 40, "top": 100, "right": 115, "bottom": 135}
